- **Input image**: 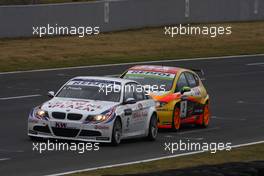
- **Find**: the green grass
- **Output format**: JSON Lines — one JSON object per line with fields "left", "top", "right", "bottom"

{"left": 0, "top": 21, "right": 264, "bottom": 72}
{"left": 71, "top": 143, "right": 264, "bottom": 176}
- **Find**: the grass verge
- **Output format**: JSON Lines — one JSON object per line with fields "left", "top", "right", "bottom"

{"left": 0, "top": 21, "right": 264, "bottom": 72}
{"left": 71, "top": 143, "right": 264, "bottom": 176}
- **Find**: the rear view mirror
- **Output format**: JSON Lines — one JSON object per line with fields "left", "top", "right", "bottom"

{"left": 124, "top": 98, "right": 136, "bottom": 104}
{"left": 47, "top": 91, "right": 55, "bottom": 98}
{"left": 180, "top": 86, "right": 191, "bottom": 95}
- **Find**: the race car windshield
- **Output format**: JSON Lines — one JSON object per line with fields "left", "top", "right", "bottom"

{"left": 123, "top": 70, "right": 175, "bottom": 91}
{"left": 56, "top": 85, "right": 121, "bottom": 102}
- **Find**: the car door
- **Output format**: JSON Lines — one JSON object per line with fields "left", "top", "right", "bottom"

{"left": 132, "top": 84, "right": 150, "bottom": 133}
{"left": 122, "top": 83, "right": 148, "bottom": 137}
{"left": 121, "top": 83, "right": 136, "bottom": 136}
{"left": 184, "top": 72, "right": 204, "bottom": 116}
{"left": 175, "top": 72, "right": 193, "bottom": 119}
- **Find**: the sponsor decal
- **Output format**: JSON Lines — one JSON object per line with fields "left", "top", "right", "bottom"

{"left": 55, "top": 122, "right": 67, "bottom": 128}
{"left": 126, "top": 70, "right": 175, "bottom": 79}
{"left": 68, "top": 79, "right": 121, "bottom": 88}
{"left": 94, "top": 125, "right": 110, "bottom": 130}
{"left": 48, "top": 100, "right": 102, "bottom": 112}
{"left": 133, "top": 110, "right": 148, "bottom": 119}
{"left": 132, "top": 66, "right": 178, "bottom": 74}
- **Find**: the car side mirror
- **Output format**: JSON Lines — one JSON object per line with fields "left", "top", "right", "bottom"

{"left": 124, "top": 98, "right": 136, "bottom": 104}
{"left": 47, "top": 91, "right": 55, "bottom": 98}
{"left": 180, "top": 86, "right": 191, "bottom": 95}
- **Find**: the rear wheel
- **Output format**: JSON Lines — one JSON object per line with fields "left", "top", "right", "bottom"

{"left": 200, "top": 102, "right": 210, "bottom": 128}
{"left": 147, "top": 113, "right": 158, "bottom": 141}
{"left": 172, "top": 106, "right": 181, "bottom": 131}
{"left": 111, "top": 118, "right": 122, "bottom": 146}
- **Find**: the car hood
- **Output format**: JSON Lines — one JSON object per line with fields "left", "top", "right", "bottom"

{"left": 41, "top": 97, "right": 119, "bottom": 116}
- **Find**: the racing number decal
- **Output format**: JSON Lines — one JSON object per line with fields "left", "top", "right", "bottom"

{"left": 180, "top": 100, "right": 187, "bottom": 118}
{"left": 126, "top": 118, "right": 130, "bottom": 128}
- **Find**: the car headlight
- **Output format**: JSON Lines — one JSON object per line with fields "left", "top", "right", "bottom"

{"left": 34, "top": 107, "right": 48, "bottom": 119}
{"left": 156, "top": 101, "right": 168, "bottom": 108}
{"left": 86, "top": 114, "right": 108, "bottom": 123}
{"left": 85, "top": 107, "right": 116, "bottom": 124}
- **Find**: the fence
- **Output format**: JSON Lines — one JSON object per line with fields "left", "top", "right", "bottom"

{"left": 0, "top": 0, "right": 263, "bottom": 38}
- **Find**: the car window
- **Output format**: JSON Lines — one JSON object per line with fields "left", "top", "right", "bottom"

{"left": 124, "top": 83, "right": 135, "bottom": 101}
{"left": 124, "top": 83, "right": 145, "bottom": 102}
{"left": 185, "top": 72, "right": 198, "bottom": 88}
{"left": 176, "top": 73, "right": 189, "bottom": 92}
{"left": 56, "top": 80, "right": 121, "bottom": 102}
{"left": 135, "top": 85, "right": 145, "bottom": 101}
{"left": 122, "top": 70, "right": 176, "bottom": 91}
{"left": 193, "top": 74, "right": 200, "bottom": 86}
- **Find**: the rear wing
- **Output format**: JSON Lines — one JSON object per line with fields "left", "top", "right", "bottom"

{"left": 191, "top": 69, "right": 205, "bottom": 81}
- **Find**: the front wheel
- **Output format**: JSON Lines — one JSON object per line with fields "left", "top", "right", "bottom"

{"left": 147, "top": 113, "right": 158, "bottom": 141}
{"left": 111, "top": 118, "right": 122, "bottom": 146}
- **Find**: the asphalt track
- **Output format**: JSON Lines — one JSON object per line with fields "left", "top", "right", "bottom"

{"left": 0, "top": 55, "right": 264, "bottom": 176}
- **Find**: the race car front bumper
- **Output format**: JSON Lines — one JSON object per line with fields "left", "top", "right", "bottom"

{"left": 28, "top": 117, "right": 114, "bottom": 143}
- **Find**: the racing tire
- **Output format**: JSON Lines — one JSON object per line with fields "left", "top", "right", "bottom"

{"left": 111, "top": 118, "right": 122, "bottom": 146}
{"left": 200, "top": 102, "right": 210, "bottom": 128}
{"left": 147, "top": 113, "right": 158, "bottom": 141}
{"left": 172, "top": 105, "right": 181, "bottom": 131}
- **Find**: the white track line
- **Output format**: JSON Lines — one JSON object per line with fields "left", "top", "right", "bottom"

{"left": 47, "top": 140, "right": 264, "bottom": 176}
{"left": 0, "top": 75, "right": 118, "bottom": 101}
{"left": 232, "top": 141, "right": 264, "bottom": 148}
{"left": 0, "top": 158, "right": 11, "bottom": 161}
{"left": 0, "top": 74, "right": 118, "bottom": 101}
{"left": 246, "top": 62, "right": 264, "bottom": 66}
{"left": 1, "top": 54, "right": 264, "bottom": 75}
{"left": 0, "top": 94, "right": 41, "bottom": 100}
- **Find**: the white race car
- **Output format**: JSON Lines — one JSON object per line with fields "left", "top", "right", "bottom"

{"left": 28, "top": 77, "right": 158, "bottom": 145}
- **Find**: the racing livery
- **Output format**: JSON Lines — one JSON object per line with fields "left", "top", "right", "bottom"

{"left": 28, "top": 77, "right": 158, "bottom": 145}
{"left": 121, "top": 65, "right": 210, "bottom": 130}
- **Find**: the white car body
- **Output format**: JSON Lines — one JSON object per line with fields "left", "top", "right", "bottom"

{"left": 28, "top": 76, "right": 157, "bottom": 144}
